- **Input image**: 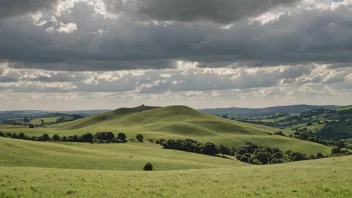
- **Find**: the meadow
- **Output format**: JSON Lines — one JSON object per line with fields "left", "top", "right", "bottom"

{"left": 0, "top": 106, "right": 351, "bottom": 197}
{"left": 0, "top": 106, "right": 331, "bottom": 155}
{"left": 0, "top": 138, "right": 351, "bottom": 198}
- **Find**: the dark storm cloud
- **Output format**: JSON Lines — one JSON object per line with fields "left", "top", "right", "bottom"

{"left": 0, "top": 0, "right": 59, "bottom": 19}
{"left": 0, "top": 1, "right": 352, "bottom": 71}
{"left": 103, "top": 0, "right": 299, "bottom": 23}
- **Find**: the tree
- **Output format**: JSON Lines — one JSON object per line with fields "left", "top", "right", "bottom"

{"left": 117, "top": 133, "right": 127, "bottom": 142}
{"left": 219, "top": 145, "right": 230, "bottom": 155}
{"left": 28, "top": 123, "right": 35, "bottom": 128}
{"left": 41, "top": 133, "right": 50, "bottom": 141}
{"left": 136, "top": 134, "right": 144, "bottom": 142}
{"left": 143, "top": 163, "right": 153, "bottom": 171}
{"left": 11, "top": 133, "right": 19, "bottom": 139}
{"left": 23, "top": 117, "right": 29, "bottom": 123}
{"left": 337, "top": 141, "right": 346, "bottom": 149}
{"left": 291, "top": 152, "right": 307, "bottom": 161}
{"left": 18, "top": 132, "right": 25, "bottom": 139}
{"left": 52, "top": 134, "right": 61, "bottom": 141}
{"left": 202, "top": 142, "right": 218, "bottom": 155}
{"left": 0, "top": 131, "right": 5, "bottom": 137}
{"left": 82, "top": 133, "right": 94, "bottom": 142}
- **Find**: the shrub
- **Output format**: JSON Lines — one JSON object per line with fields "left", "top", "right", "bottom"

{"left": 255, "top": 151, "right": 270, "bottom": 164}
{"left": 52, "top": 134, "right": 61, "bottom": 141}
{"left": 41, "top": 133, "right": 50, "bottom": 141}
{"left": 291, "top": 152, "right": 307, "bottom": 161}
{"left": 251, "top": 159, "right": 262, "bottom": 165}
{"left": 117, "top": 133, "right": 127, "bottom": 142}
{"left": 219, "top": 144, "right": 230, "bottom": 155}
{"left": 30, "top": 136, "right": 37, "bottom": 141}
{"left": 202, "top": 142, "right": 218, "bottom": 155}
{"left": 11, "top": 133, "right": 19, "bottom": 139}
{"left": 28, "top": 123, "right": 35, "bottom": 128}
{"left": 82, "top": 133, "right": 94, "bottom": 142}
{"left": 5, "top": 132, "right": 12, "bottom": 137}
{"left": 240, "top": 155, "right": 250, "bottom": 163}
{"left": 317, "top": 152, "right": 324, "bottom": 158}
{"left": 0, "top": 131, "right": 5, "bottom": 137}
{"left": 143, "top": 163, "right": 153, "bottom": 171}
{"left": 136, "top": 134, "right": 144, "bottom": 142}
{"left": 18, "top": 132, "right": 25, "bottom": 139}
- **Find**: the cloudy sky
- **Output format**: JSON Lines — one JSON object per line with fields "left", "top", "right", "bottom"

{"left": 0, "top": 0, "right": 352, "bottom": 110}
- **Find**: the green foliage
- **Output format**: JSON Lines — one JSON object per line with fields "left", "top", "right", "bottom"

{"left": 143, "top": 163, "right": 153, "bottom": 171}
{"left": 136, "top": 134, "right": 144, "bottom": 142}
{"left": 117, "top": 133, "right": 127, "bottom": 142}
{"left": 82, "top": 133, "right": 94, "bottom": 142}
{"left": 219, "top": 144, "right": 230, "bottom": 155}
{"left": 202, "top": 142, "right": 218, "bottom": 155}
{"left": 52, "top": 134, "right": 61, "bottom": 141}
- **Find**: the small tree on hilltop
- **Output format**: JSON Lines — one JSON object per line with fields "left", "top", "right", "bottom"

{"left": 136, "top": 134, "right": 144, "bottom": 142}
{"left": 143, "top": 163, "right": 153, "bottom": 171}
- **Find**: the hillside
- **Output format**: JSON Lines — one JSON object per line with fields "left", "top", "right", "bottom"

{"left": 1, "top": 105, "right": 332, "bottom": 155}
{"left": 0, "top": 138, "right": 351, "bottom": 198}
{"left": 200, "top": 105, "right": 342, "bottom": 116}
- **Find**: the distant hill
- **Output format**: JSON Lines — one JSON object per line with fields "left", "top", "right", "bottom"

{"left": 199, "top": 105, "right": 343, "bottom": 117}
{"left": 0, "top": 109, "right": 110, "bottom": 120}
{"left": 50, "top": 105, "right": 331, "bottom": 155}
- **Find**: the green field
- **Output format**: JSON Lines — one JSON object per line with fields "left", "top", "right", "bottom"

{"left": 0, "top": 106, "right": 331, "bottom": 155}
{"left": 0, "top": 138, "right": 351, "bottom": 198}
{"left": 30, "top": 117, "right": 61, "bottom": 125}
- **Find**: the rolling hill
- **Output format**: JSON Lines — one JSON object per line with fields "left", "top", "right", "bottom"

{"left": 0, "top": 137, "right": 351, "bottom": 198}
{"left": 1, "top": 105, "right": 332, "bottom": 155}
{"left": 200, "top": 105, "right": 342, "bottom": 116}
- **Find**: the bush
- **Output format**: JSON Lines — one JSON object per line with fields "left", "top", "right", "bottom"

{"left": 291, "top": 152, "right": 307, "bottom": 161}
{"left": 219, "top": 144, "right": 230, "bottom": 155}
{"left": 11, "top": 133, "right": 19, "bottom": 139}
{"left": 30, "top": 136, "right": 37, "bottom": 141}
{"left": 0, "top": 131, "right": 5, "bottom": 137}
{"left": 117, "top": 133, "right": 127, "bottom": 142}
{"left": 18, "top": 132, "right": 25, "bottom": 139}
{"left": 82, "top": 133, "right": 94, "bottom": 142}
{"left": 240, "top": 155, "right": 250, "bottom": 163}
{"left": 52, "top": 134, "right": 61, "bottom": 141}
{"left": 202, "top": 142, "right": 218, "bottom": 155}
{"left": 136, "top": 134, "right": 144, "bottom": 142}
{"left": 28, "top": 123, "right": 35, "bottom": 128}
{"left": 41, "top": 133, "right": 50, "bottom": 141}
{"left": 143, "top": 163, "right": 153, "bottom": 171}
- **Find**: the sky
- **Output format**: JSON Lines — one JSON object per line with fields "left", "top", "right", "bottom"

{"left": 0, "top": 0, "right": 352, "bottom": 110}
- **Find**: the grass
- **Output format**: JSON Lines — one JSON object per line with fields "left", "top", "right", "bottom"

{"left": 0, "top": 143, "right": 351, "bottom": 198}
{"left": 0, "top": 138, "right": 244, "bottom": 171}
{"left": 30, "top": 117, "right": 61, "bottom": 125}
{"left": 0, "top": 106, "right": 332, "bottom": 155}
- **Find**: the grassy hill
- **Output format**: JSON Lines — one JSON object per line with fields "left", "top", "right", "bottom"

{"left": 0, "top": 106, "right": 332, "bottom": 155}
{"left": 0, "top": 138, "right": 351, "bottom": 198}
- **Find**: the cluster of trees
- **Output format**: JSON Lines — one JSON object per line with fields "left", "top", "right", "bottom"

{"left": 233, "top": 142, "right": 327, "bottom": 164}
{"left": 157, "top": 139, "right": 222, "bottom": 155}
{"left": 0, "top": 131, "right": 144, "bottom": 144}
{"left": 157, "top": 138, "right": 352, "bottom": 165}
{"left": 290, "top": 131, "right": 350, "bottom": 149}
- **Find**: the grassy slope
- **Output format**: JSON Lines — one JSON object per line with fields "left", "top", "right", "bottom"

{"left": 0, "top": 138, "right": 244, "bottom": 171}
{"left": 30, "top": 117, "right": 60, "bottom": 125}
{"left": 0, "top": 142, "right": 351, "bottom": 198}
{"left": 0, "top": 106, "right": 331, "bottom": 155}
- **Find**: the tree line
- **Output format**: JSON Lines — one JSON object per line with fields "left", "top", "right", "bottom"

{"left": 0, "top": 131, "right": 144, "bottom": 143}
{"left": 156, "top": 138, "right": 352, "bottom": 165}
